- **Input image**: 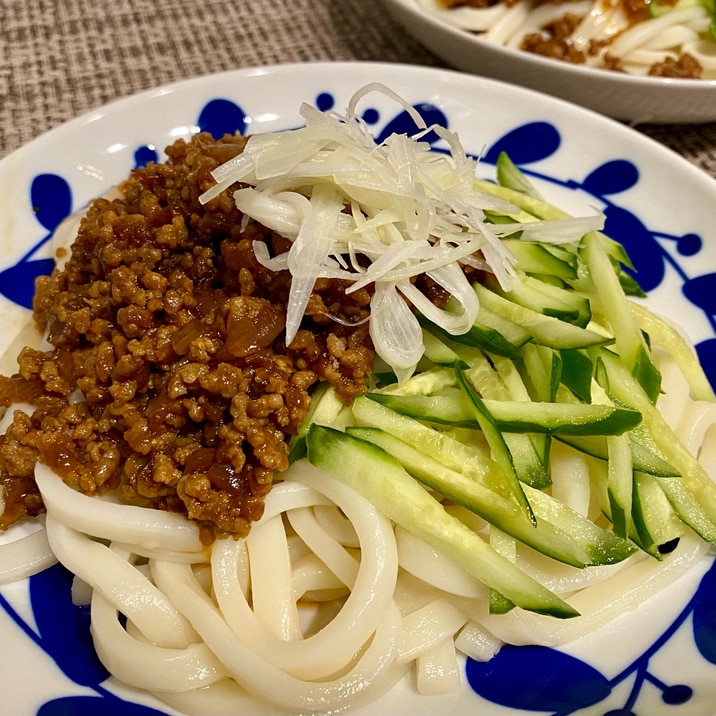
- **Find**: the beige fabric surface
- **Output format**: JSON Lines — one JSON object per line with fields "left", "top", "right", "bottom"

{"left": 0, "top": 0, "right": 714, "bottom": 178}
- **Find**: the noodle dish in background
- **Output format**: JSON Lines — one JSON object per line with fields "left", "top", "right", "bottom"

{"left": 379, "top": 0, "right": 716, "bottom": 123}
{"left": 1, "top": 62, "right": 716, "bottom": 716}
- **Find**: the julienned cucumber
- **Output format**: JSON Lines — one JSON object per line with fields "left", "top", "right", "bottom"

{"left": 594, "top": 347, "right": 716, "bottom": 543}
{"left": 294, "top": 153, "right": 716, "bottom": 625}
{"left": 305, "top": 424, "right": 579, "bottom": 619}
{"left": 365, "top": 390, "right": 642, "bottom": 436}
{"left": 473, "top": 284, "right": 610, "bottom": 351}
{"left": 454, "top": 362, "right": 535, "bottom": 523}
{"left": 346, "top": 425, "right": 634, "bottom": 567}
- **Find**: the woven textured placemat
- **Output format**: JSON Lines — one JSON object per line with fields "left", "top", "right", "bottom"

{"left": 1, "top": 0, "right": 715, "bottom": 179}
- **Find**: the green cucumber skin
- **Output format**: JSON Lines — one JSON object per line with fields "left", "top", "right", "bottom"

{"left": 347, "top": 426, "right": 633, "bottom": 567}
{"left": 594, "top": 347, "right": 716, "bottom": 544}
{"left": 485, "top": 273, "right": 592, "bottom": 328}
{"left": 366, "top": 392, "right": 641, "bottom": 436}
{"left": 556, "top": 435, "right": 679, "bottom": 477}
{"left": 454, "top": 363, "right": 536, "bottom": 522}
{"left": 502, "top": 239, "right": 578, "bottom": 281}
{"left": 306, "top": 424, "right": 579, "bottom": 619}
{"left": 473, "top": 284, "right": 611, "bottom": 351}
{"left": 347, "top": 426, "right": 585, "bottom": 564}
{"left": 420, "top": 313, "right": 527, "bottom": 359}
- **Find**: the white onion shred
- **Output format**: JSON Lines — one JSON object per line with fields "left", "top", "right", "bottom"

{"left": 200, "top": 84, "right": 547, "bottom": 380}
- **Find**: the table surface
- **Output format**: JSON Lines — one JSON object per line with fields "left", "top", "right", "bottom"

{"left": 1, "top": 0, "right": 715, "bottom": 179}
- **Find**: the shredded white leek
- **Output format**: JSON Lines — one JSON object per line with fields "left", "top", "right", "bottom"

{"left": 201, "top": 84, "right": 599, "bottom": 381}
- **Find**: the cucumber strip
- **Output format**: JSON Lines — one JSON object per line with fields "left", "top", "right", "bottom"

{"left": 629, "top": 300, "right": 716, "bottom": 402}
{"left": 619, "top": 271, "right": 647, "bottom": 298}
{"left": 580, "top": 232, "right": 661, "bottom": 401}
{"left": 489, "top": 528, "right": 518, "bottom": 614}
{"left": 347, "top": 425, "right": 634, "bottom": 567}
{"left": 345, "top": 426, "right": 591, "bottom": 567}
{"left": 543, "top": 243, "right": 581, "bottom": 273}
{"left": 299, "top": 383, "right": 346, "bottom": 434}
{"left": 474, "top": 283, "right": 611, "bottom": 350}
{"left": 460, "top": 349, "right": 551, "bottom": 489}
{"left": 520, "top": 343, "right": 560, "bottom": 466}
{"left": 455, "top": 363, "right": 535, "bottom": 522}
{"left": 631, "top": 471, "right": 685, "bottom": 558}
{"left": 378, "top": 365, "right": 456, "bottom": 397}
{"left": 594, "top": 347, "right": 716, "bottom": 543}
{"left": 422, "top": 329, "right": 489, "bottom": 369}
{"left": 491, "top": 351, "right": 554, "bottom": 488}
{"left": 305, "top": 425, "right": 579, "bottom": 618}
{"left": 606, "top": 434, "right": 633, "bottom": 539}
{"left": 351, "top": 395, "right": 505, "bottom": 491}
{"left": 289, "top": 383, "right": 347, "bottom": 462}
{"left": 367, "top": 390, "right": 475, "bottom": 429}
{"left": 490, "top": 351, "right": 535, "bottom": 402}
{"left": 600, "top": 233, "right": 635, "bottom": 271}
{"left": 422, "top": 329, "right": 460, "bottom": 367}
{"left": 502, "top": 433, "right": 551, "bottom": 490}
{"left": 492, "top": 401, "right": 641, "bottom": 435}
{"left": 486, "top": 273, "right": 591, "bottom": 327}
{"left": 366, "top": 391, "right": 641, "bottom": 436}
{"left": 522, "top": 484, "right": 635, "bottom": 565}
{"left": 522, "top": 343, "right": 562, "bottom": 404}
{"left": 495, "top": 152, "right": 544, "bottom": 200}
{"left": 421, "top": 308, "right": 529, "bottom": 359}
{"left": 502, "top": 239, "right": 578, "bottom": 281}
{"left": 559, "top": 349, "right": 594, "bottom": 403}
{"left": 629, "top": 472, "right": 660, "bottom": 558}
{"left": 555, "top": 434, "right": 679, "bottom": 477}
{"left": 656, "top": 477, "right": 716, "bottom": 544}
{"left": 473, "top": 178, "right": 570, "bottom": 222}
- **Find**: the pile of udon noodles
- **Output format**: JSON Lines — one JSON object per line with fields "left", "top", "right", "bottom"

{"left": 418, "top": 0, "right": 716, "bottom": 78}
{"left": 0, "top": 87, "right": 715, "bottom": 715}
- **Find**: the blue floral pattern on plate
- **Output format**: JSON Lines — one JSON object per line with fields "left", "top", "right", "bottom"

{"left": 1, "top": 86, "right": 715, "bottom": 716}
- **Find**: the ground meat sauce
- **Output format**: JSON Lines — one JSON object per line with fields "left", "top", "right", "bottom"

{"left": 0, "top": 132, "right": 379, "bottom": 542}
{"left": 522, "top": 13, "right": 588, "bottom": 64}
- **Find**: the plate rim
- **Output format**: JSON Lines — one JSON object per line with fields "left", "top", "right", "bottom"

{"left": 3, "top": 60, "right": 715, "bottom": 188}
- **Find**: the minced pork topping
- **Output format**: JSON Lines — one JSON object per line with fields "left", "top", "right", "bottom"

{"left": 0, "top": 132, "right": 380, "bottom": 542}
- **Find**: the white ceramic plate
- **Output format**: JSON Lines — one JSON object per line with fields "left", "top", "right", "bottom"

{"left": 1, "top": 61, "right": 716, "bottom": 716}
{"left": 380, "top": 0, "right": 716, "bottom": 124}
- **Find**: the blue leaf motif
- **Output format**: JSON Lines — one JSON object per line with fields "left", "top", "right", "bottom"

{"left": 315, "top": 92, "right": 335, "bottom": 112}
{"left": 29, "top": 564, "right": 109, "bottom": 687}
{"left": 692, "top": 556, "right": 716, "bottom": 663}
{"left": 0, "top": 258, "right": 55, "bottom": 309}
{"left": 374, "top": 103, "right": 448, "bottom": 145}
{"left": 0, "top": 171, "right": 74, "bottom": 309}
{"left": 466, "top": 645, "right": 611, "bottom": 712}
{"left": 38, "top": 695, "right": 170, "bottom": 716}
{"left": 483, "top": 122, "right": 560, "bottom": 165}
{"left": 676, "top": 232, "right": 702, "bottom": 257}
{"left": 683, "top": 273, "right": 716, "bottom": 315}
{"left": 603, "top": 205, "right": 664, "bottom": 292}
{"left": 198, "top": 98, "right": 249, "bottom": 139}
{"left": 135, "top": 145, "right": 159, "bottom": 169}
{"left": 581, "top": 160, "right": 639, "bottom": 197}
{"left": 696, "top": 338, "right": 716, "bottom": 391}
{"left": 31, "top": 174, "right": 73, "bottom": 234}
